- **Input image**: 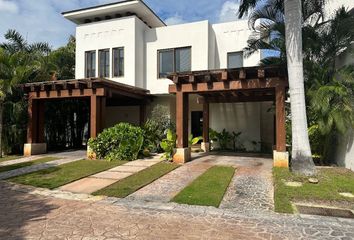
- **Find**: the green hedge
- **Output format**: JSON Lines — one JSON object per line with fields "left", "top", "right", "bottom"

{"left": 88, "top": 123, "right": 144, "bottom": 161}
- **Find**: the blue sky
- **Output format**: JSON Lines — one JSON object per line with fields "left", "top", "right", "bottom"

{"left": 0, "top": 0, "right": 243, "bottom": 48}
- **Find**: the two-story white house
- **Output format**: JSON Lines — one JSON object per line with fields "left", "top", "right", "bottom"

{"left": 24, "top": 0, "right": 289, "bottom": 165}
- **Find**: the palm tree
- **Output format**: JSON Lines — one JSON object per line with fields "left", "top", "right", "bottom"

{"left": 239, "top": 0, "right": 326, "bottom": 175}
{"left": 0, "top": 30, "right": 52, "bottom": 156}
{"left": 283, "top": 0, "right": 316, "bottom": 175}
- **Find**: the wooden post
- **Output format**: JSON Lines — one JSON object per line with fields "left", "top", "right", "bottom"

{"left": 100, "top": 97, "right": 106, "bottom": 131}
{"left": 176, "top": 91, "right": 189, "bottom": 148}
{"left": 90, "top": 95, "right": 101, "bottom": 138}
{"left": 275, "top": 86, "right": 286, "bottom": 152}
{"left": 27, "top": 98, "right": 38, "bottom": 143}
{"left": 140, "top": 104, "right": 146, "bottom": 126}
{"left": 202, "top": 100, "right": 209, "bottom": 143}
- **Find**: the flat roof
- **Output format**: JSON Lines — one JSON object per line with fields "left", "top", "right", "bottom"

{"left": 62, "top": 0, "right": 165, "bottom": 28}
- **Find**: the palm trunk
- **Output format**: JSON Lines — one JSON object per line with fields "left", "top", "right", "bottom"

{"left": 284, "top": 0, "right": 316, "bottom": 176}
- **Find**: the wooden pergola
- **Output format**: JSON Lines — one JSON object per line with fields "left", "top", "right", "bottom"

{"left": 22, "top": 78, "right": 151, "bottom": 156}
{"left": 168, "top": 65, "right": 288, "bottom": 163}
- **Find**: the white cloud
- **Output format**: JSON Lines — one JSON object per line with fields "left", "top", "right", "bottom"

{"left": 218, "top": 1, "right": 244, "bottom": 23}
{"left": 164, "top": 14, "right": 185, "bottom": 25}
{"left": 0, "top": 0, "right": 19, "bottom": 13}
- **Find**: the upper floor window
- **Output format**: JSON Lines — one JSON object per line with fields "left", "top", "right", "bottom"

{"left": 158, "top": 47, "right": 191, "bottom": 78}
{"left": 113, "top": 47, "right": 124, "bottom": 77}
{"left": 227, "top": 51, "right": 244, "bottom": 69}
{"left": 99, "top": 49, "right": 110, "bottom": 78}
{"left": 85, "top": 50, "right": 96, "bottom": 78}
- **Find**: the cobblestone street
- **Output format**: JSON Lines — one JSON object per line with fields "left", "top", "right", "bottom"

{"left": 1, "top": 181, "right": 354, "bottom": 240}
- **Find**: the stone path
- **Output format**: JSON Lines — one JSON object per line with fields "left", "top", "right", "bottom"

{"left": 126, "top": 160, "right": 211, "bottom": 203}
{"left": 0, "top": 150, "right": 86, "bottom": 180}
{"left": 59, "top": 156, "right": 162, "bottom": 194}
{"left": 1, "top": 181, "right": 354, "bottom": 240}
{"left": 219, "top": 155, "right": 274, "bottom": 213}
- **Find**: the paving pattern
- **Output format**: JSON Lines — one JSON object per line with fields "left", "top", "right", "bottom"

{"left": 219, "top": 155, "right": 274, "bottom": 213}
{"left": 126, "top": 158, "right": 211, "bottom": 202}
{"left": 59, "top": 156, "right": 162, "bottom": 194}
{"left": 0, "top": 150, "right": 86, "bottom": 180}
{"left": 0, "top": 180, "right": 353, "bottom": 240}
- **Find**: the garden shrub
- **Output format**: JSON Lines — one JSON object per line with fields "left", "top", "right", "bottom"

{"left": 88, "top": 123, "right": 144, "bottom": 161}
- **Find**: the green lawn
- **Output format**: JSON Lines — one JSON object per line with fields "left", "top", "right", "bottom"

{"left": 0, "top": 155, "right": 21, "bottom": 163}
{"left": 9, "top": 159, "right": 127, "bottom": 189}
{"left": 172, "top": 166, "right": 235, "bottom": 207}
{"left": 93, "top": 161, "right": 179, "bottom": 198}
{"left": 0, "top": 157, "right": 59, "bottom": 173}
{"left": 274, "top": 167, "right": 354, "bottom": 213}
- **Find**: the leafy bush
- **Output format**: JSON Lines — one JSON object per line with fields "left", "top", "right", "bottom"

{"left": 143, "top": 105, "right": 175, "bottom": 153}
{"left": 189, "top": 134, "right": 201, "bottom": 146}
{"left": 88, "top": 123, "right": 144, "bottom": 161}
{"left": 160, "top": 129, "right": 176, "bottom": 161}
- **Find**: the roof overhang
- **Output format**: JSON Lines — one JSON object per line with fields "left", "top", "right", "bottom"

{"left": 62, "top": 0, "right": 165, "bottom": 28}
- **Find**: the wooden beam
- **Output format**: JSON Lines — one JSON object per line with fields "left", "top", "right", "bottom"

{"left": 221, "top": 70, "right": 228, "bottom": 81}
{"left": 27, "top": 98, "right": 37, "bottom": 144}
{"left": 239, "top": 69, "right": 246, "bottom": 79}
{"left": 197, "top": 95, "right": 274, "bottom": 104}
{"left": 176, "top": 91, "right": 189, "bottom": 148}
{"left": 29, "top": 88, "right": 105, "bottom": 99}
{"left": 169, "top": 78, "right": 287, "bottom": 93}
{"left": 275, "top": 86, "right": 286, "bottom": 152}
{"left": 90, "top": 95, "right": 101, "bottom": 138}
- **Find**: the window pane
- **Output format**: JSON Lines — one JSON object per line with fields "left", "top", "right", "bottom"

{"left": 113, "top": 48, "right": 124, "bottom": 77}
{"left": 159, "top": 50, "right": 174, "bottom": 78}
{"left": 228, "top": 52, "right": 243, "bottom": 68}
{"left": 85, "top": 51, "right": 96, "bottom": 78}
{"left": 119, "top": 48, "right": 124, "bottom": 76}
{"left": 99, "top": 49, "right": 109, "bottom": 77}
{"left": 175, "top": 48, "right": 191, "bottom": 72}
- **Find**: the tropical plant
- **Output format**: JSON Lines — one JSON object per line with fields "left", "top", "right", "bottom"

{"left": 216, "top": 129, "right": 232, "bottom": 150}
{"left": 231, "top": 131, "right": 242, "bottom": 152}
{"left": 160, "top": 129, "right": 177, "bottom": 161}
{"left": 88, "top": 123, "right": 144, "bottom": 161}
{"left": 189, "top": 134, "right": 201, "bottom": 147}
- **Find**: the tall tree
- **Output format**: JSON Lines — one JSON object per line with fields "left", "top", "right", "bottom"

{"left": 239, "top": 0, "right": 321, "bottom": 175}
{"left": 283, "top": 0, "right": 315, "bottom": 175}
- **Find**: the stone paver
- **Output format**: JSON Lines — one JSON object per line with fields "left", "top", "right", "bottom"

{"left": 0, "top": 150, "right": 86, "bottom": 180}
{"left": 59, "top": 155, "right": 163, "bottom": 194}
{"left": 0, "top": 181, "right": 354, "bottom": 240}
{"left": 59, "top": 177, "right": 117, "bottom": 194}
{"left": 219, "top": 155, "right": 274, "bottom": 213}
{"left": 126, "top": 160, "right": 211, "bottom": 202}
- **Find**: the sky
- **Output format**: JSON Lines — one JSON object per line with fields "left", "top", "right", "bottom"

{"left": 0, "top": 0, "right": 244, "bottom": 48}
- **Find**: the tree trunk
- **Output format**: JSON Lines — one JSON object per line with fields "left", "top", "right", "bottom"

{"left": 284, "top": 0, "right": 316, "bottom": 176}
{"left": 0, "top": 100, "right": 3, "bottom": 158}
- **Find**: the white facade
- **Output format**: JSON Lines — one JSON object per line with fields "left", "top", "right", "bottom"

{"left": 64, "top": 1, "right": 274, "bottom": 152}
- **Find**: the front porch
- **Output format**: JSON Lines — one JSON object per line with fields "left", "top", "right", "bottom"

{"left": 168, "top": 65, "right": 289, "bottom": 167}
{"left": 22, "top": 78, "right": 151, "bottom": 156}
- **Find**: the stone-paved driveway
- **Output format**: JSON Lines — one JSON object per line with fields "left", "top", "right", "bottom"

{"left": 0, "top": 181, "right": 354, "bottom": 240}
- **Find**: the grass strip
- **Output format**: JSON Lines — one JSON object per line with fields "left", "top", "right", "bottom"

{"left": 172, "top": 165, "right": 235, "bottom": 207}
{"left": 0, "top": 157, "right": 59, "bottom": 173}
{"left": 9, "top": 159, "right": 127, "bottom": 189}
{"left": 0, "top": 155, "right": 21, "bottom": 163}
{"left": 93, "top": 161, "right": 179, "bottom": 198}
{"left": 273, "top": 167, "right": 354, "bottom": 213}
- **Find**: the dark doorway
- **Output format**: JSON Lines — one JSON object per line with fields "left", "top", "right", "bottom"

{"left": 191, "top": 111, "right": 203, "bottom": 138}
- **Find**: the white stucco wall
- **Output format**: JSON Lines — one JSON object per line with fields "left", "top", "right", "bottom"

{"left": 75, "top": 16, "right": 144, "bottom": 87}
{"left": 105, "top": 106, "right": 140, "bottom": 128}
{"left": 212, "top": 20, "right": 261, "bottom": 69}
{"left": 145, "top": 21, "right": 210, "bottom": 94}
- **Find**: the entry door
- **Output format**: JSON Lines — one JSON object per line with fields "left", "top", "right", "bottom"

{"left": 191, "top": 111, "right": 203, "bottom": 138}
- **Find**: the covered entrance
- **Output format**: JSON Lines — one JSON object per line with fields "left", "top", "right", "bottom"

{"left": 22, "top": 78, "right": 151, "bottom": 156}
{"left": 168, "top": 66, "right": 289, "bottom": 166}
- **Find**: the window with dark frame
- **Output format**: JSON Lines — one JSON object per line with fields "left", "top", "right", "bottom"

{"left": 227, "top": 51, "right": 244, "bottom": 69}
{"left": 158, "top": 47, "right": 191, "bottom": 78}
{"left": 99, "top": 49, "right": 110, "bottom": 78}
{"left": 85, "top": 50, "right": 96, "bottom": 78}
{"left": 113, "top": 47, "right": 124, "bottom": 77}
